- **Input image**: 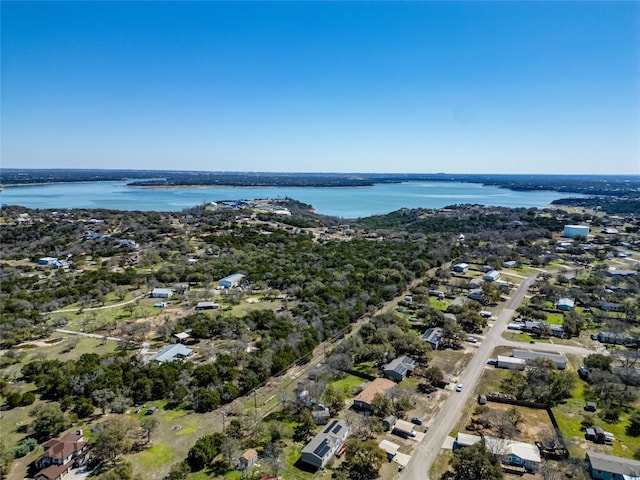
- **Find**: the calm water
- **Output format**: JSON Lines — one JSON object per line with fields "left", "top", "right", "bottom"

{"left": 0, "top": 181, "right": 579, "bottom": 218}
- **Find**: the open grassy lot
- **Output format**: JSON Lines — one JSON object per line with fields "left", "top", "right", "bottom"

{"left": 430, "top": 349, "right": 475, "bottom": 380}
{"left": 330, "top": 373, "right": 367, "bottom": 395}
{"left": 429, "top": 297, "right": 450, "bottom": 311}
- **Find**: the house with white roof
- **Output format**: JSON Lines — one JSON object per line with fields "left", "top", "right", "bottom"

{"left": 151, "top": 288, "right": 173, "bottom": 299}
{"left": 453, "top": 433, "right": 541, "bottom": 473}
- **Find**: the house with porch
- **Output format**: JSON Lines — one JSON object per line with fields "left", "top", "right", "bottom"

{"left": 34, "top": 430, "right": 90, "bottom": 480}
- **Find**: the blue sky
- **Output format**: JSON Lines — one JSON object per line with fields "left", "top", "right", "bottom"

{"left": 2, "top": 1, "right": 639, "bottom": 174}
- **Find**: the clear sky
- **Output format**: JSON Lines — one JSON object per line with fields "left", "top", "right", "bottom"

{"left": 2, "top": 1, "right": 639, "bottom": 174}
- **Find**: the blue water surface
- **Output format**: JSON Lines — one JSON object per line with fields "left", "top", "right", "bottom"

{"left": 0, "top": 181, "right": 580, "bottom": 218}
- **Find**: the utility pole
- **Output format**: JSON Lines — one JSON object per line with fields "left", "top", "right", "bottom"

{"left": 253, "top": 389, "right": 258, "bottom": 417}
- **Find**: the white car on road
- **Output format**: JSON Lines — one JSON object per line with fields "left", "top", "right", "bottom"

{"left": 455, "top": 384, "right": 464, "bottom": 392}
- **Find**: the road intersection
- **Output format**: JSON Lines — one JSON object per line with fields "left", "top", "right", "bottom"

{"left": 400, "top": 273, "right": 596, "bottom": 479}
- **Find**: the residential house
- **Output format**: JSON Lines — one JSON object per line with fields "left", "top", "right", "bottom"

{"left": 564, "top": 225, "right": 590, "bottom": 238}
{"left": 503, "top": 260, "right": 518, "bottom": 268}
{"left": 195, "top": 301, "right": 219, "bottom": 310}
{"left": 311, "top": 405, "right": 331, "bottom": 425}
{"left": 218, "top": 273, "right": 245, "bottom": 289}
{"left": 607, "top": 269, "right": 637, "bottom": 278}
{"left": 483, "top": 270, "right": 501, "bottom": 282}
{"left": 597, "top": 331, "right": 634, "bottom": 346}
{"left": 38, "top": 257, "right": 58, "bottom": 266}
{"left": 300, "top": 419, "right": 350, "bottom": 469}
{"left": 238, "top": 449, "right": 259, "bottom": 470}
{"left": 556, "top": 298, "right": 575, "bottom": 311}
{"left": 586, "top": 450, "right": 640, "bottom": 479}
{"left": 512, "top": 349, "right": 567, "bottom": 370}
{"left": 422, "top": 327, "right": 444, "bottom": 350}
{"left": 468, "top": 289, "right": 483, "bottom": 301}
{"left": 452, "top": 263, "right": 469, "bottom": 274}
{"left": 453, "top": 432, "right": 483, "bottom": 450}
{"left": 353, "top": 378, "right": 396, "bottom": 411}
{"left": 484, "top": 436, "right": 541, "bottom": 472}
{"left": 453, "top": 434, "right": 540, "bottom": 472}
{"left": 496, "top": 355, "right": 526, "bottom": 371}
{"left": 383, "top": 355, "right": 416, "bottom": 382}
{"left": 599, "top": 302, "right": 625, "bottom": 313}
{"left": 34, "top": 430, "right": 90, "bottom": 480}
{"left": 151, "top": 288, "right": 173, "bottom": 299}
{"left": 150, "top": 344, "right": 193, "bottom": 363}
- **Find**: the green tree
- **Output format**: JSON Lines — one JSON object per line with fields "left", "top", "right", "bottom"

{"left": 322, "top": 384, "right": 347, "bottom": 415}
{"left": 342, "top": 438, "right": 386, "bottom": 480}
{"left": 186, "top": 432, "right": 224, "bottom": 471}
{"left": 140, "top": 417, "right": 159, "bottom": 444}
{"left": 93, "top": 416, "right": 137, "bottom": 462}
{"left": 30, "top": 404, "right": 70, "bottom": 442}
{"left": 424, "top": 366, "right": 444, "bottom": 386}
{"left": 450, "top": 439, "right": 503, "bottom": 480}
{"left": 584, "top": 354, "right": 612, "bottom": 372}
{"left": 165, "top": 461, "right": 190, "bottom": 480}
{"left": 627, "top": 411, "right": 640, "bottom": 437}
{"left": 370, "top": 393, "right": 393, "bottom": 418}
{"left": 293, "top": 410, "right": 316, "bottom": 441}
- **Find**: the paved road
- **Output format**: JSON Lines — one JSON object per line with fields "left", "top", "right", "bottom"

{"left": 401, "top": 274, "right": 540, "bottom": 480}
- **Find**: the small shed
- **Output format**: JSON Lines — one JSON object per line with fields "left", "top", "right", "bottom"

{"left": 238, "top": 448, "right": 259, "bottom": 470}
{"left": 383, "top": 415, "right": 397, "bottom": 431}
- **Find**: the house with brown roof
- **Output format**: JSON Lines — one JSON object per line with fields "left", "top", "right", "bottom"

{"left": 353, "top": 378, "right": 396, "bottom": 411}
{"left": 34, "top": 429, "right": 90, "bottom": 480}
{"left": 238, "top": 448, "right": 259, "bottom": 470}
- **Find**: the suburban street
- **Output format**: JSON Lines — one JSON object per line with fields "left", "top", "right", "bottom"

{"left": 401, "top": 274, "right": 541, "bottom": 480}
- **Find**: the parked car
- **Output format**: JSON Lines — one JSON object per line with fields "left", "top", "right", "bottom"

{"left": 467, "top": 337, "right": 478, "bottom": 343}
{"left": 455, "top": 384, "right": 464, "bottom": 392}
{"left": 411, "top": 417, "right": 423, "bottom": 426}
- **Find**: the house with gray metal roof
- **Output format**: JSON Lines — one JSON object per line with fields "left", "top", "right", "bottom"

{"left": 300, "top": 419, "right": 350, "bottom": 469}
{"left": 422, "top": 327, "right": 443, "bottom": 350}
{"left": 512, "top": 349, "right": 567, "bottom": 370}
{"left": 150, "top": 344, "right": 193, "bottom": 363}
{"left": 218, "top": 273, "right": 245, "bottom": 289}
{"left": 383, "top": 355, "right": 416, "bottom": 382}
{"left": 586, "top": 450, "right": 640, "bottom": 479}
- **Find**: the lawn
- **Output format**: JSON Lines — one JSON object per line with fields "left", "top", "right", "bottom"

{"left": 429, "top": 297, "right": 450, "bottom": 311}
{"left": 329, "top": 373, "right": 367, "bottom": 396}
{"left": 552, "top": 383, "right": 640, "bottom": 459}
{"left": 546, "top": 313, "right": 564, "bottom": 325}
{"left": 133, "top": 444, "right": 175, "bottom": 477}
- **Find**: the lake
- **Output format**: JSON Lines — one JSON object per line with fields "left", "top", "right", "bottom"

{"left": 0, "top": 181, "right": 579, "bottom": 218}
